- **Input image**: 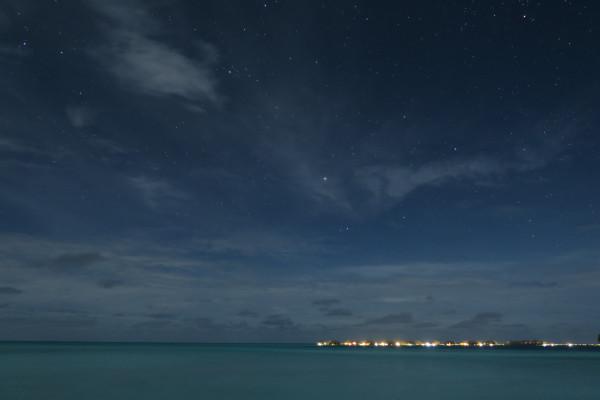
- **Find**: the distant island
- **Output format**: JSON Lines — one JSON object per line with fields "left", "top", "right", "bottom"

{"left": 316, "top": 339, "right": 600, "bottom": 349}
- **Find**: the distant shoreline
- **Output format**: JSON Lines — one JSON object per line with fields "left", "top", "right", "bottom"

{"left": 316, "top": 340, "right": 600, "bottom": 349}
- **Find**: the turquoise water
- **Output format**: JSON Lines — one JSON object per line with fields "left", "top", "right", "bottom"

{"left": 1, "top": 343, "right": 599, "bottom": 399}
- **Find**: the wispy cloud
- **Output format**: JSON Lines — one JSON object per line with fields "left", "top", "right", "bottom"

{"left": 265, "top": 111, "right": 574, "bottom": 218}
{"left": 0, "top": 286, "right": 23, "bottom": 295}
{"left": 354, "top": 158, "right": 502, "bottom": 208}
{"left": 272, "top": 150, "right": 546, "bottom": 218}
{"left": 0, "top": 135, "right": 70, "bottom": 169}
{"left": 0, "top": 137, "right": 43, "bottom": 155}
{"left": 88, "top": 0, "right": 220, "bottom": 106}
{"left": 129, "top": 176, "right": 189, "bottom": 209}
{"left": 65, "top": 106, "right": 96, "bottom": 128}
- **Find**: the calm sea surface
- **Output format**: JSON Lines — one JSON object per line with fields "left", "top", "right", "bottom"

{"left": 1, "top": 342, "right": 599, "bottom": 399}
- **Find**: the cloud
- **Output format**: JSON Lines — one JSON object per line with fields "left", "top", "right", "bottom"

{"left": 193, "top": 317, "right": 219, "bottom": 329}
{"left": 0, "top": 232, "right": 592, "bottom": 342}
{"left": 237, "top": 309, "right": 259, "bottom": 318}
{"left": 87, "top": 137, "right": 128, "bottom": 156}
{"left": 261, "top": 314, "right": 296, "bottom": 330}
{"left": 190, "top": 317, "right": 251, "bottom": 335}
{"left": 312, "top": 298, "right": 340, "bottom": 308}
{"left": 282, "top": 155, "right": 536, "bottom": 217}
{"left": 65, "top": 106, "right": 96, "bottom": 128}
{"left": 343, "top": 113, "right": 573, "bottom": 215}
{"left": 0, "top": 135, "right": 69, "bottom": 169}
{"left": 275, "top": 119, "right": 568, "bottom": 217}
{"left": 129, "top": 176, "right": 188, "bottom": 209}
{"left": 97, "top": 278, "right": 124, "bottom": 289}
{"left": 88, "top": 0, "right": 220, "bottom": 106}
{"left": 450, "top": 312, "right": 503, "bottom": 330}
{"left": 296, "top": 167, "right": 353, "bottom": 213}
{"left": 361, "top": 313, "right": 414, "bottom": 325}
{"left": 509, "top": 280, "right": 559, "bottom": 289}
{"left": 378, "top": 296, "right": 432, "bottom": 304}
{"left": 146, "top": 313, "right": 177, "bottom": 320}
{"left": 323, "top": 308, "right": 353, "bottom": 317}
{"left": 0, "top": 315, "right": 97, "bottom": 328}
{"left": 312, "top": 298, "right": 352, "bottom": 317}
{"left": 193, "top": 230, "right": 331, "bottom": 259}
{"left": 0, "top": 11, "right": 7, "bottom": 31}
{"left": 132, "top": 320, "right": 173, "bottom": 330}
{"left": 0, "top": 0, "right": 37, "bottom": 32}
{"left": 0, "top": 286, "right": 22, "bottom": 295}
{"left": 0, "top": 137, "right": 43, "bottom": 155}
{"left": 48, "top": 252, "right": 105, "bottom": 270}
{"left": 355, "top": 158, "right": 499, "bottom": 204}
{"left": 413, "top": 321, "right": 439, "bottom": 329}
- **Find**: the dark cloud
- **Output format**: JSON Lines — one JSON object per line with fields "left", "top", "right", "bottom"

{"left": 324, "top": 308, "right": 353, "bottom": 317}
{"left": 132, "top": 320, "right": 174, "bottom": 330}
{"left": 509, "top": 281, "right": 559, "bottom": 289}
{"left": 97, "top": 278, "right": 124, "bottom": 289}
{"left": 312, "top": 298, "right": 340, "bottom": 308}
{"left": 311, "top": 298, "right": 352, "bottom": 317}
{"left": 48, "top": 252, "right": 105, "bottom": 269}
{"left": 193, "top": 318, "right": 219, "bottom": 329}
{"left": 146, "top": 313, "right": 177, "bottom": 320}
{"left": 191, "top": 317, "right": 250, "bottom": 333}
{"left": 413, "top": 322, "right": 440, "bottom": 329}
{"left": 450, "top": 312, "right": 503, "bottom": 330}
{"left": 502, "top": 323, "right": 529, "bottom": 330}
{"left": 0, "top": 315, "right": 96, "bottom": 328}
{"left": 261, "top": 314, "right": 296, "bottom": 330}
{"left": 311, "top": 298, "right": 353, "bottom": 318}
{"left": 361, "top": 313, "right": 414, "bottom": 325}
{"left": 0, "top": 286, "right": 22, "bottom": 295}
{"left": 237, "top": 309, "right": 259, "bottom": 318}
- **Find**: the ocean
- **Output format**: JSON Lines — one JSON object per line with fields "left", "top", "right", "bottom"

{"left": 1, "top": 342, "right": 599, "bottom": 399}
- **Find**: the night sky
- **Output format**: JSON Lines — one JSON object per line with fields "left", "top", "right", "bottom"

{"left": 1, "top": 0, "right": 600, "bottom": 343}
